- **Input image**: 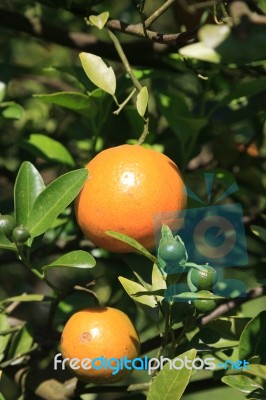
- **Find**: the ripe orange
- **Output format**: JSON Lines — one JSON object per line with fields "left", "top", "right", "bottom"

{"left": 237, "top": 142, "right": 259, "bottom": 157}
{"left": 60, "top": 307, "right": 140, "bottom": 383}
{"left": 75, "top": 144, "right": 186, "bottom": 252}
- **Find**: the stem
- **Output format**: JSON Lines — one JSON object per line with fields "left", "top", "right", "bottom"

{"left": 144, "top": 0, "right": 176, "bottom": 29}
{"left": 137, "top": 116, "right": 149, "bottom": 145}
{"left": 113, "top": 88, "right": 137, "bottom": 115}
{"left": 112, "top": 94, "right": 120, "bottom": 106}
{"left": 169, "top": 316, "right": 196, "bottom": 358}
{"left": 107, "top": 28, "right": 150, "bottom": 144}
{"left": 151, "top": 302, "right": 172, "bottom": 377}
{"left": 18, "top": 247, "right": 59, "bottom": 295}
{"left": 90, "top": 127, "right": 99, "bottom": 157}
{"left": 107, "top": 29, "right": 142, "bottom": 92}
{"left": 46, "top": 283, "right": 100, "bottom": 329}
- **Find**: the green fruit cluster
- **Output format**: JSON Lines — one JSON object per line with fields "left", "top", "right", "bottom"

{"left": 188, "top": 265, "right": 218, "bottom": 314}
{"left": 0, "top": 214, "right": 30, "bottom": 245}
{"left": 157, "top": 225, "right": 219, "bottom": 316}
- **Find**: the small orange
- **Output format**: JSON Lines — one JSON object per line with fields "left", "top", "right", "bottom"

{"left": 60, "top": 307, "right": 140, "bottom": 383}
{"left": 237, "top": 142, "right": 259, "bottom": 157}
{"left": 75, "top": 144, "right": 186, "bottom": 252}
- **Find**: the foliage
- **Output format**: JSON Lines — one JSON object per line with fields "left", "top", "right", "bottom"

{"left": 0, "top": 0, "right": 266, "bottom": 399}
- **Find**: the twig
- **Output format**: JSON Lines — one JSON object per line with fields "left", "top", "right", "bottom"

{"left": 229, "top": 0, "right": 266, "bottom": 25}
{"left": 46, "top": 281, "right": 100, "bottom": 330}
{"left": 107, "top": 29, "right": 142, "bottom": 92}
{"left": 107, "top": 28, "right": 150, "bottom": 144}
{"left": 198, "top": 284, "right": 266, "bottom": 325}
{"left": 113, "top": 88, "right": 137, "bottom": 115}
{"left": 0, "top": 8, "right": 196, "bottom": 48}
{"left": 144, "top": 0, "right": 176, "bottom": 28}
{"left": 5, "top": 299, "right": 22, "bottom": 314}
{"left": 137, "top": 117, "right": 150, "bottom": 145}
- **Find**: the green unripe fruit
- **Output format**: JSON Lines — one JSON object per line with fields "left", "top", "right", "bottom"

{"left": 12, "top": 225, "right": 30, "bottom": 244}
{"left": 159, "top": 240, "right": 187, "bottom": 264}
{"left": 193, "top": 290, "right": 217, "bottom": 314}
{"left": 0, "top": 215, "right": 16, "bottom": 237}
{"left": 190, "top": 265, "right": 218, "bottom": 290}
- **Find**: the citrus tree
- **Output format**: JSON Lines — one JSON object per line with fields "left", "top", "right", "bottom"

{"left": 0, "top": 1, "right": 266, "bottom": 399}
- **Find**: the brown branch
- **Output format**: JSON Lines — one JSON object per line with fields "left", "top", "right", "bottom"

{"left": 0, "top": 8, "right": 196, "bottom": 65}
{"left": 198, "top": 284, "right": 266, "bottom": 325}
{"left": 229, "top": 0, "right": 266, "bottom": 25}
{"left": 106, "top": 19, "right": 196, "bottom": 44}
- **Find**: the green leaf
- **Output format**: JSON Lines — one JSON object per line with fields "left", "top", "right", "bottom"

{"left": 239, "top": 311, "right": 266, "bottom": 364}
{"left": 0, "top": 294, "right": 46, "bottom": 304}
{"left": 79, "top": 52, "right": 116, "bottom": 95}
{"left": 1, "top": 102, "right": 24, "bottom": 120}
{"left": 14, "top": 161, "right": 45, "bottom": 226}
{"left": 42, "top": 250, "right": 96, "bottom": 271}
{"left": 133, "top": 272, "right": 151, "bottom": 290}
{"left": 180, "top": 24, "right": 266, "bottom": 65}
{"left": 106, "top": 231, "right": 157, "bottom": 263}
{"left": 136, "top": 86, "right": 148, "bottom": 117}
{"left": 224, "top": 78, "right": 266, "bottom": 104}
{"left": 133, "top": 289, "right": 165, "bottom": 297}
{"left": 118, "top": 277, "right": 157, "bottom": 308}
{"left": 0, "top": 233, "right": 16, "bottom": 251}
{"left": 180, "top": 42, "right": 221, "bottom": 63}
{"left": 257, "top": 0, "right": 266, "bottom": 13}
{"left": 171, "top": 291, "right": 225, "bottom": 300}
{"left": 152, "top": 263, "right": 167, "bottom": 292}
{"left": 0, "top": 314, "right": 11, "bottom": 357}
{"left": 199, "top": 24, "right": 231, "bottom": 48}
{"left": 147, "top": 349, "right": 197, "bottom": 400}
{"left": 89, "top": 11, "right": 109, "bottom": 29}
{"left": 222, "top": 375, "right": 263, "bottom": 394}
{"left": 208, "top": 317, "right": 251, "bottom": 340}
{"left": 0, "top": 82, "right": 6, "bottom": 103}
{"left": 156, "top": 92, "right": 206, "bottom": 164}
{"left": 34, "top": 92, "right": 97, "bottom": 117}
{"left": 28, "top": 168, "right": 88, "bottom": 238}
{"left": 251, "top": 225, "right": 266, "bottom": 243}
{"left": 246, "top": 364, "right": 266, "bottom": 380}
{"left": 190, "top": 326, "right": 239, "bottom": 350}
{"left": 8, "top": 326, "right": 33, "bottom": 360}
{"left": 21, "top": 134, "right": 75, "bottom": 167}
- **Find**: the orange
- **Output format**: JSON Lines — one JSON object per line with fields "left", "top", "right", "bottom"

{"left": 237, "top": 142, "right": 259, "bottom": 157}
{"left": 75, "top": 144, "right": 186, "bottom": 252}
{"left": 60, "top": 307, "right": 140, "bottom": 383}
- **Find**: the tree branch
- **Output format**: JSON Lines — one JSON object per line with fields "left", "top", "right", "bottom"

{"left": 0, "top": 8, "right": 196, "bottom": 57}
{"left": 144, "top": 0, "right": 176, "bottom": 29}
{"left": 106, "top": 19, "right": 196, "bottom": 44}
{"left": 229, "top": 0, "right": 266, "bottom": 25}
{"left": 198, "top": 284, "right": 266, "bottom": 325}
